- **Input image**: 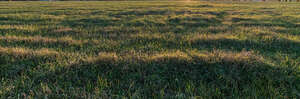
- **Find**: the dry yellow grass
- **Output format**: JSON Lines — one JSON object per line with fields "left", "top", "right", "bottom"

{"left": 0, "top": 36, "right": 84, "bottom": 46}
{"left": 86, "top": 52, "right": 119, "bottom": 64}
{"left": 53, "top": 27, "right": 73, "bottom": 33}
{"left": 148, "top": 50, "right": 193, "bottom": 62}
{"left": 85, "top": 50, "right": 264, "bottom": 68}
{"left": 0, "top": 47, "right": 58, "bottom": 58}
{"left": 185, "top": 33, "right": 238, "bottom": 43}
{"left": 0, "top": 25, "right": 38, "bottom": 31}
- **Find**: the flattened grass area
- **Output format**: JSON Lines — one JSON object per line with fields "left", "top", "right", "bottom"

{"left": 0, "top": 1, "right": 300, "bottom": 98}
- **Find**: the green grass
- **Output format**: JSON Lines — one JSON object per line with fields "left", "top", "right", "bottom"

{"left": 0, "top": 1, "right": 300, "bottom": 98}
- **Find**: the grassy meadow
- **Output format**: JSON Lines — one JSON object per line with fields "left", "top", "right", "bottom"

{"left": 0, "top": 1, "right": 300, "bottom": 98}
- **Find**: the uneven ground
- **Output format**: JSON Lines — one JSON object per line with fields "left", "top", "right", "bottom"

{"left": 0, "top": 1, "right": 300, "bottom": 98}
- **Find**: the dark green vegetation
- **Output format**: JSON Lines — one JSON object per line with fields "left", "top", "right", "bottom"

{"left": 0, "top": 1, "right": 300, "bottom": 98}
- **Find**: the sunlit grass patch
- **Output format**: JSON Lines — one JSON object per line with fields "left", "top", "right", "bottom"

{"left": 0, "top": 25, "right": 38, "bottom": 31}
{"left": 148, "top": 50, "right": 192, "bottom": 63}
{"left": 0, "top": 47, "right": 58, "bottom": 59}
{"left": 85, "top": 50, "right": 264, "bottom": 67}
{"left": 86, "top": 52, "right": 119, "bottom": 64}
{"left": 53, "top": 27, "right": 73, "bottom": 33}
{"left": 184, "top": 33, "right": 238, "bottom": 42}
{"left": 0, "top": 35, "right": 85, "bottom": 46}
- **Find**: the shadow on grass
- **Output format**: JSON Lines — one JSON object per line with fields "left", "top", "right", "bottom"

{"left": 60, "top": 17, "right": 121, "bottom": 28}
{"left": 2, "top": 51, "right": 296, "bottom": 98}
{"left": 233, "top": 16, "right": 300, "bottom": 28}
{"left": 274, "top": 28, "right": 300, "bottom": 36}
{"left": 168, "top": 16, "right": 222, "bottom": 27}
{"left": 231, "top": 16, "right": 300, "bottom": 37}
{"left": 189, "top": 38, "right": 300, "bottom": 56}
{"left": 58, "top": 11, "right": 227, "bottom": 34}
{"left": 118, "top": 36, "right": 300, "bottom": 57}
{"left": 0, "top": 16, "right": 58, "bottom": 25}
{"left": 114, "top": 10, "right": 169, "bottom": 16}
{"left": 0, "top": 54, "right": 57, "bottom": 79}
